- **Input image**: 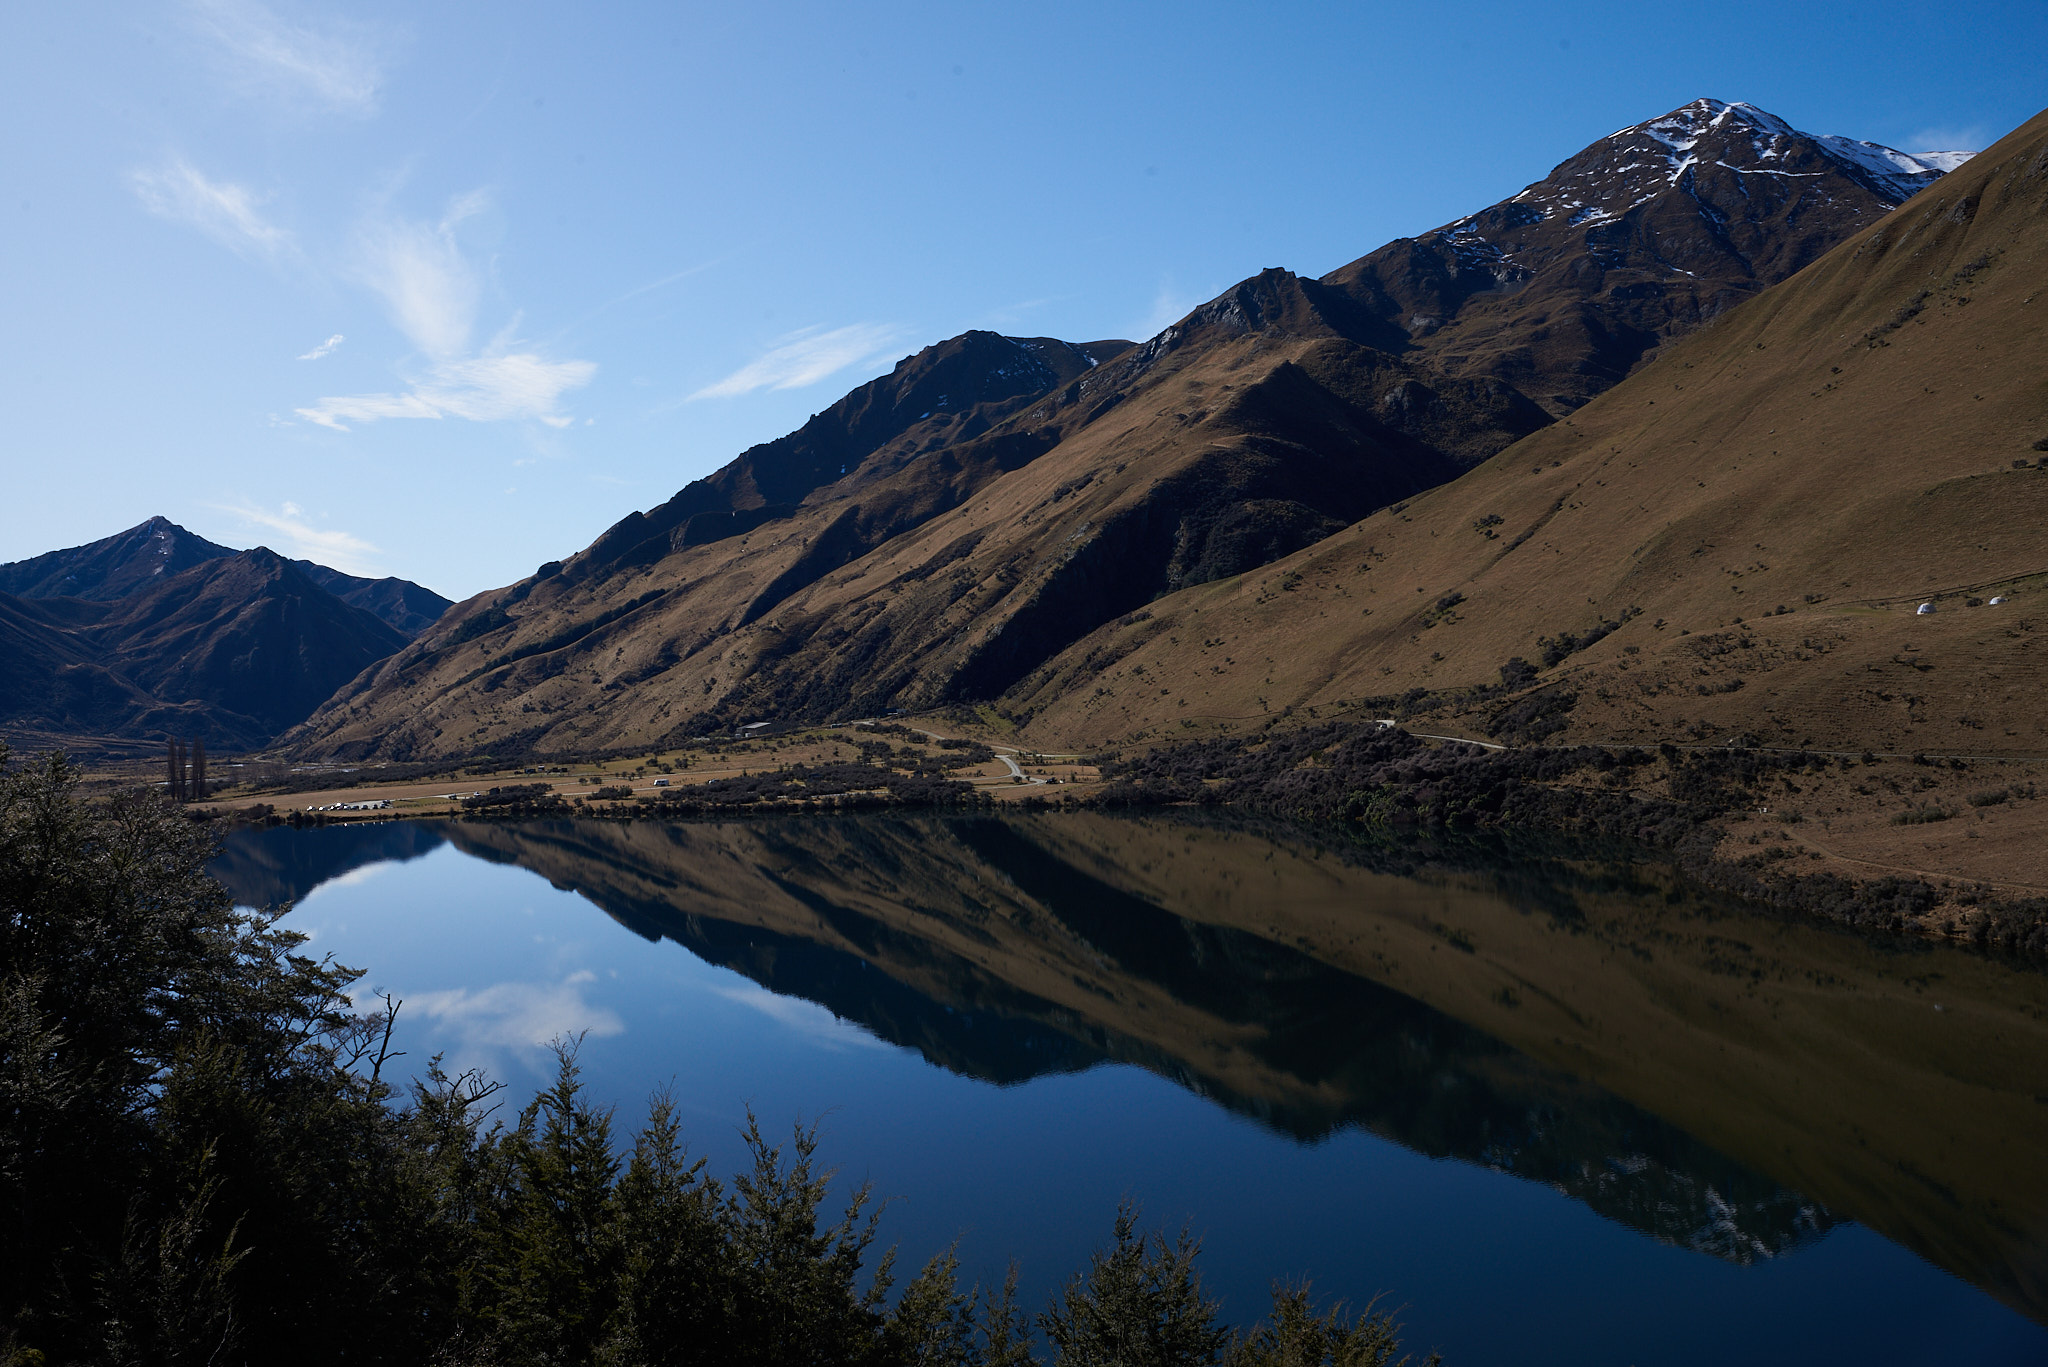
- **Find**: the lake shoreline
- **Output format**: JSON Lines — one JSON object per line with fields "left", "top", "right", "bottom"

{"left": 195, "top": 722, "right": 2048, "bottom": 960}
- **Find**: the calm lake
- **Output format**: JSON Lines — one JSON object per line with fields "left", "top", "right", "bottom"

{"left": 210, "top": 813, "right": 2048, "bottom": 1365}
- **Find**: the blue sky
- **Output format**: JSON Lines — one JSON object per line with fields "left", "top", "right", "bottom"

{"left": 6, "top": 1, "right": 2042, "bottom": 599}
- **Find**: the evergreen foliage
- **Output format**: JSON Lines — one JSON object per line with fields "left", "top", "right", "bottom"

{"left": 1040, "top": 1206, "right": 1229, "bottom": 1367}
{"left": 0, "top": 745, "right": 1440, "bottom": 1366}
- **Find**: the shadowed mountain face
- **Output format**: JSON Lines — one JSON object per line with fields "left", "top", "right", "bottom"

{"left": 0, "top": 517, "right": 450, "bottom": 640}
{"left": 0, "top": 518, "right": 453, "bottom": 750}
{"left": 286, "top": 100, "right": 1965, "bottom": 761}
{"left": 1, "top": 549, "right": 410, "bottom": 750}
{"left": 0, "top": 516, "right": 236, "bottom": 602}
{"left": 217, "top": 808, "right": 2046, "bottom": 1316}
{"left": 287, "top": 561, "right": 453, "bottom": 640}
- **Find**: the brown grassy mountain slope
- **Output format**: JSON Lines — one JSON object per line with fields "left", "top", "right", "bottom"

{"left": 292, "top": 309, "right": 1530, "bottom": 759}
{"left": 288, "top": 101, "right": 1962, "bottom": 762}
{"left": 1006, "top": 106, "right": 2048, "bottom": 760}
{"left": 575, "top": 331, "right": 1125, "bottom": 572}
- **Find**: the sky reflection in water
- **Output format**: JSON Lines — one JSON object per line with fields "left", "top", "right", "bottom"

{"left": 212, "top": 817, "right": 2048, "bottom": 1366}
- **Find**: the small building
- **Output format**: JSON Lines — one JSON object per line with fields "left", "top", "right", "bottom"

{"left": 1916, "top": 602, "right": 1936, "bottom": 615}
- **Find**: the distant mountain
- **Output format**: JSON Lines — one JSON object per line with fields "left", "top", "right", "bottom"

{"left": 287, "top": 100, "right": 1976, "bottom": 761}
{"left": 286, "top": 560, "right": 453, "bottom": 640}
{"left": 0, "top": 516, "right": 451, "bottom": 640}
{"left": 1, "top": 549, "right": 411, "bottom": 751}
{"left": 0, "top": 516, "right": 236, "bottom": 602}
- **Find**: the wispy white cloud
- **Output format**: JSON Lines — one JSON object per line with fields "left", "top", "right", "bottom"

{"left": 298, "top": 194, "right": 596, "bottom": 430}
{"left": 1906, "top": 124, "right": 1988, "bottom": 154}
{"left": 299, "top": 333, "right": 345, "bottom": 360}
{"left": 295, "top": 391, "right": 440, "bottom": 427}
{"left": 212, "top": 499, "right": 380, "bottom": 574}
{"left": 1137, "top": 278, "right": 1197, "bottom": 340}
{"left": 978, "top": 296, "right": 1058, "bottom": 330}
{"left": 556, "top": 260, "right": 723, "bottom": 341}
{"left": 296, "top": 353, "right": 596, "bottom": 431}
{"left": 358, "top": 195, "right": 486, "bottom": 359}
{"left": 132, "top": 156, "right": 293, "bottom": 259}
{"left": 690, "top": 323, "right": 905, "bottom": 400}
{"left": 187, "top": 0, "right": 385, "bottom": 115}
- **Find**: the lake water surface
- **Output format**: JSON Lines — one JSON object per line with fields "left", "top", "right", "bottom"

{"left": 210, "top": 813, "right": 2048, "bottom": 1365}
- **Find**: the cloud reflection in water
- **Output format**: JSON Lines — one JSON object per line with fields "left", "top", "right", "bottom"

{"left": 707, "top": 980, "right": 893, "bottom": 1053}
{"left": 407, "top": 969, "right": 626, "bottom": 1058}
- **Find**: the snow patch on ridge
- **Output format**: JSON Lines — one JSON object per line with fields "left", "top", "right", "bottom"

{"left": 1815, "top": 134, "right": 1976, "bottom": 197}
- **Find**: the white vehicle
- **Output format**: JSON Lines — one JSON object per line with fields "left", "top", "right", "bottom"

{"left": 1916, "top": 602, "right": 1936, "bottom": 615}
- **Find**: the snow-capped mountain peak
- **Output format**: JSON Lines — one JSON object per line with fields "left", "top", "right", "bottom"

{"left": 1466, "top": 97, "right": 1979, "bottom": 263}
{"left": 1319, "top": 97, "right": 1980, "bottom": 415}
{"left": 1503, "top": 98, "right": 1973, "bottom": 226}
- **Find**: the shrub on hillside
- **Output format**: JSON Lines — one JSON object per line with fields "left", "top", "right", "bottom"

{"left": 461, "top": 782, "right": 568, "bottom": 814}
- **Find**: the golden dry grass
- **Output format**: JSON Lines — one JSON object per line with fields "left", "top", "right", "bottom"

{"left": 1001, "top": 110, "right": 2048, "bottom": 886}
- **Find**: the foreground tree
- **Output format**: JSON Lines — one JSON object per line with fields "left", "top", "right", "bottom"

{"left": 1041, "top": 1206, "right": 1231, "bottom": 1367}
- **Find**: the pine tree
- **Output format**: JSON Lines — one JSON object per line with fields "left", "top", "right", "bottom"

{"left": 1225, "top": 1284, "right": 1439, "bottom": 1367}
{"left": 480, "top": 1044, "right": 622, "bottom": 1362}
{"left": 595, "top": 1087, "right": 729, "bottom": 1366}
{"left": 1041, "top": 1204, "right": 1230, "bottom": 1367}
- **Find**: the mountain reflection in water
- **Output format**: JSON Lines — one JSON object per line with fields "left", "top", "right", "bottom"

{"left": 209, "top": 812, "right": 2048, "bottom": 1322}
